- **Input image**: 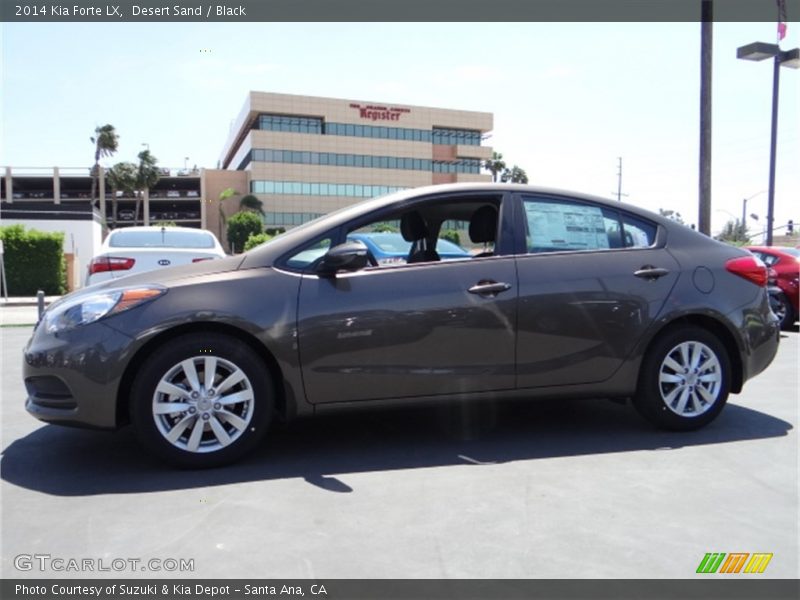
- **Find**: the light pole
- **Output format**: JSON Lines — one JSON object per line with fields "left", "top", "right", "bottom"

{"left": 741, "top": 190, "right": 766, "bottom": 239}
{"left": 736, "top": 42, "right": 800, "bottom": 246}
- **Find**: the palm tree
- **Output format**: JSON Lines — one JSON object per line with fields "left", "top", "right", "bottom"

{"left": 217, "top": 187, "right": 238, "bottom": 245}
{"left": 133, "top": 150, "right": 160, "bottom": 225}
{"left": 483, "top": 152, "right": 506, "bottom": 182}
{"left": 90, "top": 124, "right": 119, "bottom": 205}
{"left": 503, "top": 165, "right": 529, "bottom": 184}
{"left": 106, "top": 162, "right": 138, "bottom": 227}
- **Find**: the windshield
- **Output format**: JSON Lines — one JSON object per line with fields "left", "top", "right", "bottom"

{"left": 110, "top": 230, "right": 216, "bottom": 249}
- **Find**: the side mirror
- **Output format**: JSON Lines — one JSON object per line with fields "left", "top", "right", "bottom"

{"left": 316, "top": 241, "right": 369, "bottom": 276}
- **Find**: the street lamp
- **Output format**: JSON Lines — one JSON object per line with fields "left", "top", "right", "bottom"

{"left": 737, "top": 42, "right": 800, "bottom": 247}
{"left": 741, "top": 190, "right": 765, "bottom": 235}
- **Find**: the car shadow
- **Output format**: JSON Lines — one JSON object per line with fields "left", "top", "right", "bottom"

{"left": 1, "top": 398, "right": 792, "bottom": 496}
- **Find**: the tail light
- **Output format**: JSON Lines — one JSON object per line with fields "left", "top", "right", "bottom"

{"left": 88, "top": 256, "right": 135, "bottom": 275}
{"left": 725, "top": 256, "right": 768, "bottom": 287}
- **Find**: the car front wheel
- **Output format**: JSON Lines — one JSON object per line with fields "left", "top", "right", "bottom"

{"left": 634, "top": 326, "right": 730, "bottom": 431}
{"left": 130, "top": 333, "right": 273, "bottom": 468}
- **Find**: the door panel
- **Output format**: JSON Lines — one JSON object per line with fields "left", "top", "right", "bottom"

{"left": 514, "top": 193, "right": 680, "bottom": 389}
{"left": 297, "top": 258, "right": 517, "bottom": 404}
{"left": 515, "top": 247, "right": 679, "bottom": 388}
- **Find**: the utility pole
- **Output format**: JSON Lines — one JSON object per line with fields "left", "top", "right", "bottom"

{"left": 613, "top": 157, "right": 628, "bottom": 202}
{"left": 698, "top": 0, "right": 713, "bottom": 235}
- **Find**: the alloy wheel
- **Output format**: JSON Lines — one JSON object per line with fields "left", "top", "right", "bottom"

{"left": 152, "top": 356, "right": 255, "bottom": 453}
{"left": 657, "top": 341, "right": 722, "bottom": 417}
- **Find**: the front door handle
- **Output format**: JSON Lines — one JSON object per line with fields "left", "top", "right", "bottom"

{"left": 468, "top": 281, "right": 512, "bottom": 297}
{"left": 634, "top": 266, "right": 670, "bottom": 280}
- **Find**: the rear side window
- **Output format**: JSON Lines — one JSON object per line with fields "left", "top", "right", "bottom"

{"left": 620, "top": 214, "right": 657, "bottom": 248}
{"left": 521, "top": 196, "right": 658, "bottom": 253}
{"left": 522, "top": 197, "right": 619, "bottom": 253}
{"left": 109, "top": 230, "right": 216, "bottom": 249}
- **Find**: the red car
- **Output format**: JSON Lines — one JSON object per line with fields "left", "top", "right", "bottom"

{"left": 747, "top": 246, "right": 800, "bottom": 329}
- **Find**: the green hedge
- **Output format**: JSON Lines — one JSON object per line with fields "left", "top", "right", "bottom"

{"left": 227, "top": 211, "right": 264, "bottom": 254}
{"left": 0, "top": 225, "right": 67, "bottom": 295}
{"left": 243, "top": 232, "right": 273, "bottom": 251}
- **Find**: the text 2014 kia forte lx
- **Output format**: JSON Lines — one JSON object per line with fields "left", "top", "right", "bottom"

{"left": 23, "top": 184, "right": 780, "bottom": 467}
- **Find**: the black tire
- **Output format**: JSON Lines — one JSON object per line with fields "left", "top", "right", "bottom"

{"left": 771, "top": 292, "right": 794, "bottom": 331}
{"left": 633, "top": 326, "right": 730, "bottom": 431}
{"left": 130, "top": 333, "right": 273, "bottom": 468}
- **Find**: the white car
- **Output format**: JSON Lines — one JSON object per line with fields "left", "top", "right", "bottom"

{"left": 87, "top": 226, "right": 225, "bottom": 286}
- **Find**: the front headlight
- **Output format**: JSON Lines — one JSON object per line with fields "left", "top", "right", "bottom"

{"left": 43, "top": 286, "right": 166, "bottom": 334}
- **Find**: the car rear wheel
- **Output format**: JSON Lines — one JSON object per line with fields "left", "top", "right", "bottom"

{"left": 634, "top": 326, "right": 730, "bottom": 431}
{"left": 130, "top": 333, "right": 273, "bottom": 468}
{"left": 770, "top": 291, "right": 794, "bottom": 330}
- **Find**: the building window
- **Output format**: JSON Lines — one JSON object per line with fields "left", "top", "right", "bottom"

{"left": 432, "top": 127, "right": 482, "bottom": 146}
{"left": 248, "top": 148, "right": 475, "bottom": 174}
{"left": 257, "top": 114, "right": 323, "bottom": 134}
{"left": 251, "top": 180, "right": 407, "bottom": 198}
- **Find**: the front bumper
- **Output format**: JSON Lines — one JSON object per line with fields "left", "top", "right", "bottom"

{"left": 23, "top": 320, "right": 135, "bottom": 429}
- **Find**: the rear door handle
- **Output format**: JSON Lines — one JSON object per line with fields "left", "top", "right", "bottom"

{"left": 634, "top": 266, "right": 670, "bottom": 280}
{"left": 468, "top": 281, "right": 512, "bottom": 297}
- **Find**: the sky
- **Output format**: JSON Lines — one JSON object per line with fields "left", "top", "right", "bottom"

{"left": 1, "top": 20, "right": 798, "bottom": 237}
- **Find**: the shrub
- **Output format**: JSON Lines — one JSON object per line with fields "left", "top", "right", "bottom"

{"left": 372, "top": 222, "right": 399, "bottom": 233}
{"left": 226, "top": 211, "right": 263, "bottom": 253}
{"left": 440, "top": 229, "right": 461, "bottom": 246}
{"left": 0, "top": 224, "right": 66, "bottom": 295}
{"left": 243, "top": 232, "right": 273, "bottom": 251}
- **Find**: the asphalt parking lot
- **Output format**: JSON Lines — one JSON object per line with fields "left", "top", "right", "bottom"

{"left": 1, "top": 324, "right": 797, "bottom": 579}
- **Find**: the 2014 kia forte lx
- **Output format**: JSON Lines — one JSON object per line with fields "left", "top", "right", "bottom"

{"left": 23, "top": 184, "right": 780, "bottom": 467}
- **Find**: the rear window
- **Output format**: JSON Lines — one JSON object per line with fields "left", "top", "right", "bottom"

{"left": 109, "top": 230, "right": 216, "bottom": 249}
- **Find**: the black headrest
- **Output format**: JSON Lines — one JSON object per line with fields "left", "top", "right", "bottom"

{"left": 400, "top": 211, "right": 428, "bottom": 241}
{"left": 469, "top": 206, "right": 498, "bottom": 243}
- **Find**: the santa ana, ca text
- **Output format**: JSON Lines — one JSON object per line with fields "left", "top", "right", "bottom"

{"left": 15, "top": 584, "right": 328, "bottom": 597}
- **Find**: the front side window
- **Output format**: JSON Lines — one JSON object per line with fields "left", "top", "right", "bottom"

{"left": 345, "top": 200, "right": 499, "bottom": 267}
{"left": 285, "top": 237, "right": 332, "bottom": 270}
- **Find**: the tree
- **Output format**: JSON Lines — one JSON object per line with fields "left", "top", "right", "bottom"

{"left": 716, "top": 219, "right": 748, "bottom": 245}
{"left": 239, "top": 194, "right": 264, "bottom": 214}
{"left": 133, "top": 150, "right": 160, "bottom": 225}
{"left": 106, "top": 162, "right": 138, "bottom": 226}
{"left": 483, "top": 152, "right": 506, "bottom": 182}
{"left": 227, "top": 211, "right": 264, "bottom": 253}
{"left": 90, "top": 124, "right": 119, "bottom": 205}
{"left": 216, "top": 187, "right": 238, "bottom": 243}
{"left": 500, "top": 165, "right": 529, "bottom": 184}
{"left": 659, "top": 209, "right": 686, "bottom": 225}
